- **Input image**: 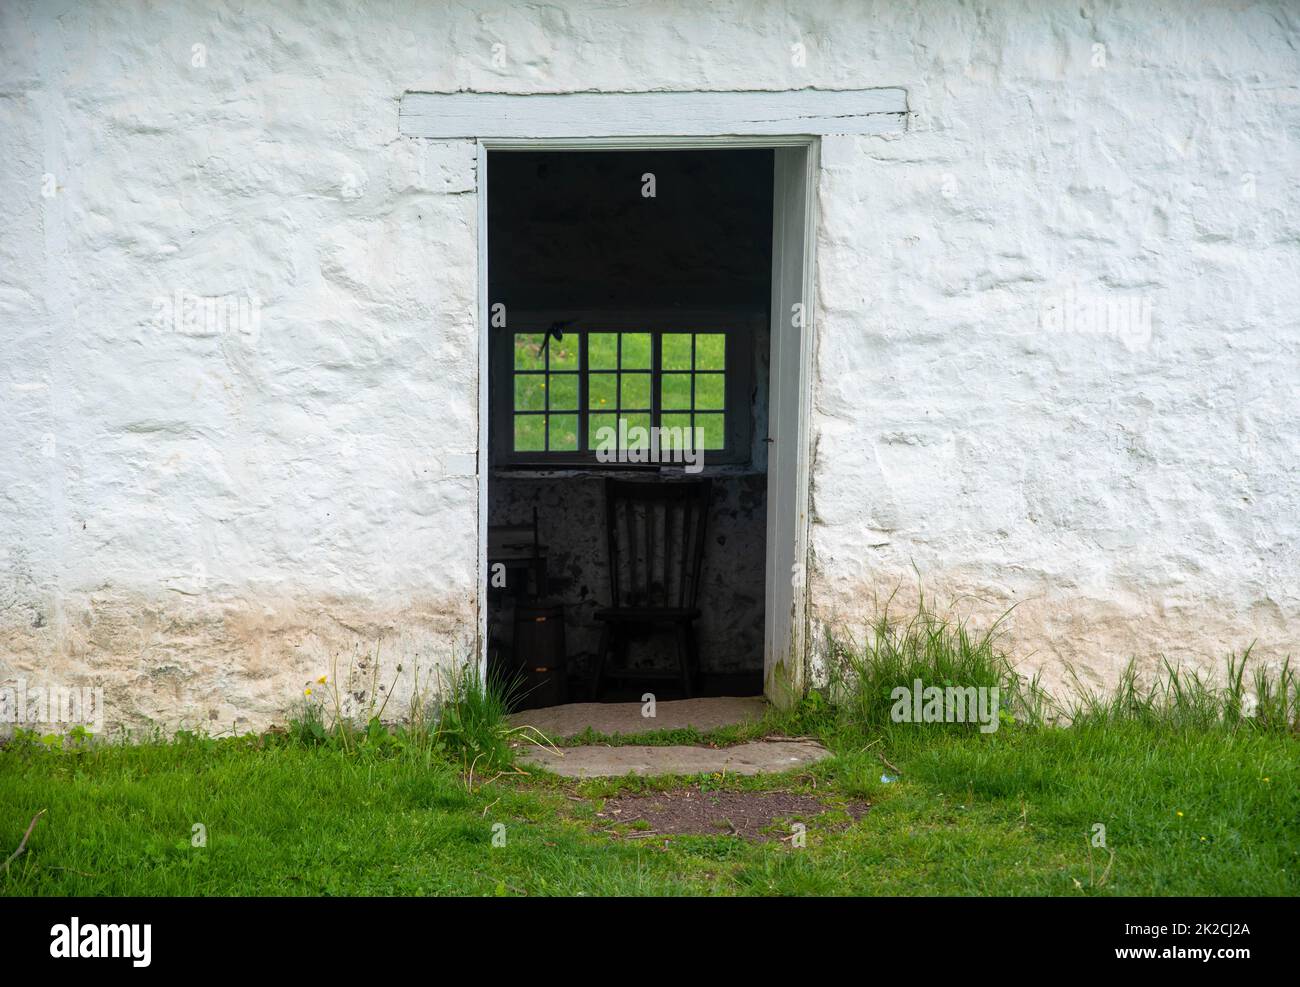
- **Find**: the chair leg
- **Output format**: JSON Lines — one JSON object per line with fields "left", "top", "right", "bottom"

{"left": 674, "top": 622, "right": 693, "bottom": 699}
{"left": 591, "top": 622, "right": 613, "bottom": 700}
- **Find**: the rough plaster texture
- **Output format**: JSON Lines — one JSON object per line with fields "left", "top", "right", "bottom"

{"left": 1, "top": 1, "right": 1296, "bottom": 732}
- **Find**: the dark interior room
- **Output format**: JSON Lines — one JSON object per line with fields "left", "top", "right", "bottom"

{"left": 486, "top": 148, "right": 774, "bottom": 707}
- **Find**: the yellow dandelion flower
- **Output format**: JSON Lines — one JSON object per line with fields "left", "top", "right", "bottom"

{"left": 304, "top": 687, "right": 312, "bottom": 696}
{"left": 1176, "top": 811, "right": 1184, "bottom": 817}
{"left": 318, "top": 675, "right": 328, "bottom": 684}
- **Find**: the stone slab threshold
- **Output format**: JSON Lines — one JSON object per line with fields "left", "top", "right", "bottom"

{"left": 517, "top": 739, "right": 831, "bottom": 779}
{"left": 507, "top": 696, "right": 767, "bottom": 739}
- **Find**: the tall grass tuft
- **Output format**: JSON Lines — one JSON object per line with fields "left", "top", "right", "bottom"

{"left": 434, "top": 661, "right": 551, "bottom": 773}
{"left": 1252, "top": 655, "right": 1298, "bottom": 733}
{"left": 280, "top": 642, "right": 560, "bottom": 773}
{"left": 825, "top": 595, "right": 1044, "bottom": 734}
{"left": 285, "top": 650, "right": 554, "bottom": 771}
{"left": 1065, "top": 649, "right": 1298, "bottom": 734}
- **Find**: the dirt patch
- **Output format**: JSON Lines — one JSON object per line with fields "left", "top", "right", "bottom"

{"left": 596, "top": 787, "right": 869, "bottom": 842}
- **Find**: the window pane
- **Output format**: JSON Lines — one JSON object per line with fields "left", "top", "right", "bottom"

{"left": 514, "top": 374, "right": 545, "bottom": 411}
{"left": 696, "top": 413, "right": 725, "bottom": 450}
{"left": 589, "top": 333, "right": 618, "bottom": 370}
{"left": 589, "top": 413, "right": 618, "bottom": 453}
{"left": 621, "top": 413, "right": 651, "bottom": 449}
{"left": 620, "top": 372, "right": 651, "bottom": 409}
{"left": 589, "top": 372, "right": 617, "bottom": 410}
{"left": 662, "top": 333, "right": 692, "bottom": 371}
{"left": 548, "top": 374, "right": 578, "bottom": 410}
{"left": 549, "top": 336, "right": 580, "bottom": 371}
{"left": 514, "top": 333, "right": 546, "bottom": 370}
{"left": 514, "top": 415, "right": 546, "bottom": 451}
{"left": 660, "top": 373, "right": 692, "bottom": 410}
{"left": 661, "top": 413, "right": 693, "bottom": 448}
{"left": 695, "top": 372, "right": 725, "bottom": 410}
{"left": 511, "top": 328, "right": 738, "bottom": 462}
{"left": 696, "top": 333, "right": 725, "bottom": 370}
{"left": 620, "top": 332, "right": 651, "bottom": 369}
{"left": 548, "top": 414, "right": 579, "bottom": 451}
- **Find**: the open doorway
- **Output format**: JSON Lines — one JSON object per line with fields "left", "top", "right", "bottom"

{"left": 485, "top": 148, "right": 773, "bottom": 708}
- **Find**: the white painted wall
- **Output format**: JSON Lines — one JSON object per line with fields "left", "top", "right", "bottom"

{"left": 1, "top": 1, "right": 1295, "bottom": 731}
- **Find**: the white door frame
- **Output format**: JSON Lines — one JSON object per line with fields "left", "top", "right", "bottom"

{"left": 474, "top": 136, "right": 819, "bottom": 706}
{"left": 764, "top": 142, "right": 819, "bottom": 705}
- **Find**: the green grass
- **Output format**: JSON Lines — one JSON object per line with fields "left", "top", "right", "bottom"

{"left": 2, "top": 713, "right": 1294, "bottom": 896}
{"left": 825, "top": 594, "right": 1047, "bottom": 732}
{"left": 3, "top": 608, "right": 1296, "bottom": 896}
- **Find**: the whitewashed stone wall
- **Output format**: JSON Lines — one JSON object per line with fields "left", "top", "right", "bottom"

{"left": 1, "top": 1, "right": 1295, "bottom": 731}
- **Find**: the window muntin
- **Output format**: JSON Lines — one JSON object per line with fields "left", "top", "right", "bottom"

{"left": 585, "top": 331, "right": 652, "bottom": 452}
{"left": 496, "top": 318, "right": 755, "bottom": 467}
{"left": 658, "top": 332, "right": 726, "bottom": 451}
{"left": 511, "top": 331, "right": 581, "bottom": 452}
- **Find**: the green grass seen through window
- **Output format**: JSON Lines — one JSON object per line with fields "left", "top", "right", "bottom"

{"left": 511, "top": 330, "right": 729, "bottom": 455}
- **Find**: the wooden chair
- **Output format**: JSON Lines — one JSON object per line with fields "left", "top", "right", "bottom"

{"left": 590, "top": 477, "right": 712, "bottom": 700}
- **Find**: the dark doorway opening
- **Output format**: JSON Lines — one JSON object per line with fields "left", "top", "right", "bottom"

{"left": 486, "top": 148, "right": 773, "bottom": 707}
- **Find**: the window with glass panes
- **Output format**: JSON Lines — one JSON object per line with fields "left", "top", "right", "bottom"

{"left": 497, "top": 322, "right": 751, "bottom": 466}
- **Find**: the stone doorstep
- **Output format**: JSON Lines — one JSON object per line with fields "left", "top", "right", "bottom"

{"left": 507, "top": 695, "right": 767, "bottom": 739}
{"left": 516, "top": 739, "right": 832, "bottom": 779}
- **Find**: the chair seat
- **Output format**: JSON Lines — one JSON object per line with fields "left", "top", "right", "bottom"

{"left": 595, "top": 606, "right": 700, "bottom": 622}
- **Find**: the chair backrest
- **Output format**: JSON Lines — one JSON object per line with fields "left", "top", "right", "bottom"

{"left": 603, "top": 478, "right": 712, "bottom": 611}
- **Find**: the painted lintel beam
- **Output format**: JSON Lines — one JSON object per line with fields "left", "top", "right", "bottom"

{"left": 399, "top": 88, "right": 907, "bottom": 139}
